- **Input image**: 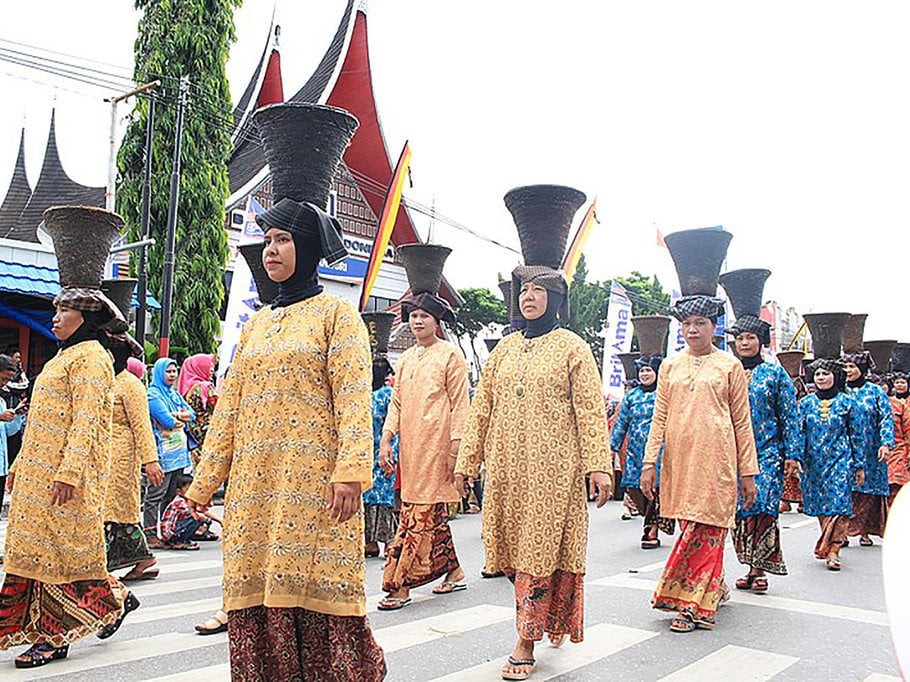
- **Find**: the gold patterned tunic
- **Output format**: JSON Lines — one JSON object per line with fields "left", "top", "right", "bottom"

{"left": 186, "top": 293, "right": 374, "bottom": 616}
{"left": 383, "top": 341, "right": 470, "bottom": 504}
{"left": 644, "top": 348, "right": 759, "bottom": 529}
{"left": 103, "top": 371, "right": 158, "bottom": 524}
{"left": 456, "top": 329, "right": 611, "bottom": 576}
{"left": 4, "top": 341, "right": 114, "bottom": 583}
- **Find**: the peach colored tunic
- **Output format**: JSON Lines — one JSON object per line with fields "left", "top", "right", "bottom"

{"left": 644, "top": 348, "right": 759, "bottom": 529}
{"left": 383, "top": 341, "right": 470, "bottom": 505}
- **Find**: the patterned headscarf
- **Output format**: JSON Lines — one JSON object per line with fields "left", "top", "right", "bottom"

{"left": 511, "top": 265, "right": 570, "bottom": 321}
{"left": 635, "top": 354, "right": 664, "bottom": 371}
{"left": 841, "top": 350, "right": 875, "bottom": 373}
{"left": 53, "top": 286, "right": 124, "bottom": 328}
{"left": 728, "top": 314, "right": 771, "bottom": 347}
{"left": 400, "top": 292, "right": 455, "bottom": 325}
{"left": 668, "top": 295, "right": 725, "bottom": 323}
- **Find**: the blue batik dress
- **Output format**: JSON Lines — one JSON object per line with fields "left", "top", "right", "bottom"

{"left": 363, "top": 386, "right": 399, "bottom": 545}
{"left": 796, "top": 392, "right": 865, "bottom": 517}
{"left": 610, "top": 386, "right": 660, "bottom": 489}
{"left": 848, "top": 381, "right": 895, "bottom": 497}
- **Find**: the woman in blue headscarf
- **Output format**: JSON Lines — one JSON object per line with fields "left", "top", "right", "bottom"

{"left": 142, "top": 358, "right": 195, "bottom": 548}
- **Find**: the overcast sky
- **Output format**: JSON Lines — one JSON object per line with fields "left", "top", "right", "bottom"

{"left": 2, "top": 1, "right": 909, "bottom": 339}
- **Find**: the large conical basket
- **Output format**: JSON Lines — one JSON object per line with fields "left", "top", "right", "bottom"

{"left": 100, "top": 278, "right": 137, "bottom": 332}
{"left": 362, "top": 311, "right": 395, "bottom": 355}
{"left": 864, "top": 340, "right": 897, "bottom": 373}
{"left": 254, "top": 103, "right": 359, "bottom": 207}
{"left": 719, "top": 268, "right": 771, "bottom": 320}
{"left": 664, "top": 228, "right": 733, "bottom": 297}
{"left": 776, "top": 350, "right": 805, "bottom": 378}
{"left": 503, "top": 185, "right": 586, "bottom": 269}
{"left": 804, "top": 312, "right": 852, "bottom": 359}
{"left": 841, "top": 314, "right": 868, "bottom": 354}
{"left": 890, "top": 342, "right": 910, "bottom": 374}
{"left": 631, "top": 315, "right": 670, "bottom": 356}
{"left": 238, "top": 243, "right": 279, "bottom": 305}
{"left": 398, "top": 244, "right": 452, "bottom": 295}
{"left": 42, "top": 206, "right": 124, "bottom": 288}
{"left": 498, "top": 280, "right": 513, "bottom": 318}
{"left": 616, "top": 351, "right": 641, "bottom": 383}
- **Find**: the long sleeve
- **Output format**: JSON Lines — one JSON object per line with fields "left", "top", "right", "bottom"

{"left": 729, "top": 363, "right": 760, "bottom": 476}
{"left": 148, "top": 392, "right": 178, "bottom": 430}
{"left": 792, "top": 398, "right": 807, "bottom": 463}
{"left": 776, "top": 369, "right": 801, "bottom": 462}
{"left": 2, "top": 412, "right": 23, "bottom": 439}
{"left": 846, "top": 399, "right": 866, "bottom": 474}
{"left": 644, "top": 363, "right": 670, "bottom": 465}
{"left": 445, "top": 351, "right": 471, "bottom": 441}
{"left": 326, "top": 303, "right": 373, "bottom": 491}
{"left": 877, "top": 388, "right": 896, "bottom": 448}
{"left": 186, "top": 326, "right": 247, "bottom": 505}
{"left": 382, "top": 356, "right": 404, "bottom": 437}
{"left": 55, "top": 353, "right": 113, "bottom": 488}
{"left": 609, "top": 393, "right": 633, "bottom": 453}
{"left": 569, "top": 342, "right": 612, "bottom": 476}
{"left": 455, "top": 350, "right": 497, "bottom": 478}
{"left": 124, "top": 379, "right": 159, "bottom": 466}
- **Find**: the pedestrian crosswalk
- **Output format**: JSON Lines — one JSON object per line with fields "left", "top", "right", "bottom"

{"left": 656, "top": 645, "right": 798, "bottom": 681}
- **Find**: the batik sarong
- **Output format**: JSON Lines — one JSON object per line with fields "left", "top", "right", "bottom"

{"left": 651, "top": 521, "right": 727, "bottom": 627}
{"left": 0, "top": 574, "right": 126, "bottom": 649}
{"left": 733, "top": 513, "right": 787, "bottom": 575}
{"left": 105, "top": 522, "right": 155, "bottom": 571}
{"left": 815, "top": 515, "right": 848, "bottom": 558}
{"left": 782, "top": 472, "right": 803, "bottom": 503}
{"left": 848, "top": 492, "right": 888, "bottom": 538}
{"left": 625, "top": 489, "right": 676, "bottom": 537}
{"left": 382, "top": 502, "right": 459, "bottom": 592}
{"left": 364, "top": 504, "right": 398, "bottom": 545}
{"left": 228, "top": 606, "right": 385, "bottom": 682}
{"left": 504, "top": 568, "right": 585, "bottom": 643}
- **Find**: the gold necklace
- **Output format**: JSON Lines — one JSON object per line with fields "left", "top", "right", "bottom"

{"left": 515, "top": 335, "right": 546, "bottom": 398}
{"left": 687, "top": 352, "right": 711, "bottom": 391}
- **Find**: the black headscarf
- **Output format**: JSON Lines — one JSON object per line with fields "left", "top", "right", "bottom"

{"left": 740, "top": 354, "right": 764, "bottom": 370}
{"left": 111, "top": 344, "right": 131, "bottom": 375}
{"left": 271, "top": 228, "right": 323, "bottom": 308}
{"left": 809, "top": 358, "right": 846, "bottom": 399}
{"left": 372, "top": 357, "right": 393, "bottom": 392}
{"left": 59, "top": 309, "right": 112, "bottom": 351}
{"left": 522, "top": 290, "right": 563, "bottom": 339}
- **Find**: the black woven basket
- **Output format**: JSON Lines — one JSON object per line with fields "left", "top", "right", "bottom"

{"left": 616, "top": 352, "right": 641, "bottom": 382}
{"left": 42, "top": 206, "right": 124, "bottom": 288}
{"left": 664, "top": 228, "right": 733, "bottom": 297}
{"left": 254, "top": 103, "right": 360, "bottom": 207}
{"left": 776, "top": 350, "right": 805, "bottom": 378}
{"left": 841, "top": 314, "right": 868, "bottom": 354}
{"left": 864, "top": 340, "right": 897, "bottom": 373}
{"left": 719, "top": 269, "right": 771, "bottom": 320}
{"left": 804, "top": 312, "right": 852, "bottom": 359}
{"left": 238, "top": 242, "right": 279, "bottom": 305}
{"left": 891, "top": 342, "right": 910, "bottom": 374}
{"left": 503, "top": 185, "right": 586, "bottom": 269}
{"left": 397, "top": 244, "right": 452, "bottom": 295}
{"left": 631, "top": 315, "right": 670, "bottom": 356}
{"left": 100, "top": 278, "right": 137, "bottom": 322}
{"left": 362, "top": 311, "right": 395, "bottom": 354}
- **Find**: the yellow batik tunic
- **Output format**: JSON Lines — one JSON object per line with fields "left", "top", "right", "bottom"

{"left": 104, "top": 371, "right": 158, "bottom": 524}
{"left": 4, "top": 341, "right": 115, "bottom": 583}
{"left": 644, "top": 348, "right": 759, "bottom": 529}
{"left": 186, "top": 293, "right": 374, "bottom": 617}
{"left": 383, "top": 341, "right": 470, "bottom": 505}
{"left": 457, "top": 329, "right": 612, "bottom": 576}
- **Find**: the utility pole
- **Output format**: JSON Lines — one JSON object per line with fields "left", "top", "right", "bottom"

{"left": 105, "top": 80, "right": 160, "bottom": 211}
{"left": 135, "top": 94, "right": 157, "bottom": 348}
{"left": 158, "top": 76, "right": 190, "bottom": 359}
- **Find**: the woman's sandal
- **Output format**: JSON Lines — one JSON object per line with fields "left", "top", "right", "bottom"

{"left": 548, "top": 633, "right": 567, "bottom": 648}
{"left": 14, "top": 643, "right": 69, "bottom": 669}
{"left": 751, "top": 576, "right": 769, "bottom": 593}
{"left": 641, "top": 537, "right": 661, "bottom": 550}
{"left": 433, "top": 581, "right": 467, "bottom": 595}
{"left": 669, "top": 617, "right": 696, "bottom": 633}
{"left": 501, "top": 656, "right": 536, "bottom": 680}
{"left": 376, "top": 596, "right": 411, "bottom": 611}
{"left": 195, "top": 610, "right": 229, "bottom": 635}
{"left": 859, "top": 537, "right": 874, "bottom": 547}
{"left": 97, "top": 591, "right": 141, "bottom": 640}
{"left": 121, "top": 567, "right": 159, "bottom": 582}
{"left": 165, "top": 541, "right": 200, "bottom": 551}
{"left": 826, "top": 556, "right": 842, "bottom": 571}
{"left": 735, "top": 574, "right": 755, "bottom": 590}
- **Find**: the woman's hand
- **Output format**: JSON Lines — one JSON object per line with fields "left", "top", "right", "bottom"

{"left": 328, "top": 482, "right": 362, "bottom": 523}
{"left": 51, "top": 481, "right": 74, "bottom": 506}
{"left": 145, "top": 462, "right": 165, "bottom": 487}
{"left": 640, "top": 465, "right": 657, "bottom": 501}
{"left": 740, "top": 475, "right": 757, "bottom": 509}
{"left": 0, "top": 409, "right": 15, "bottom": 422}
{"left": 5, "top": 471, "right": 14, "bottom": 493}
{"left": 454, "top": 474, "right": 474, "bottom": 498}
{"left": 588, "top": 471, "right": 612, "bottom": 508}
{"left": 379, "top": 440, "right": 395, "bottom": 475}
{"left": 855, "top": 469, "right": 866, "bottom": 487}
{"left": 879, "top": 445, "right": 890, "bottom": 462}
{"left": 187, "top": 497, "right": 211, "bottom": 517}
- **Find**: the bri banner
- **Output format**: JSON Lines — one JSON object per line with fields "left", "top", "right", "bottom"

{"left": 602, "top": 280, "right": 634, "bottom": 399}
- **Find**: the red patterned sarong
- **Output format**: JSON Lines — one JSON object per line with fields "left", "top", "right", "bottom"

{"left": 782, "top": 472, "right": 803, "bottom": 503}
{"left": 651, "top": 521, "right": 727, "bottom": 627}
{"left": 815, "top": 515, "right": 848, "bottom": 558}
{"left": 848, "top": 492, "right": 888, "bottom": 538}
{"left": 0, "top": 574, "right": 126, "bottom": 649}
{"left": 504, "top": 569, "right": 585, "bottom": 643}
{"left": 228, "top": 606, "right": 385, "bottom": 681}
{"left": 382, "top": 502, "right": 459, "bottom": 592}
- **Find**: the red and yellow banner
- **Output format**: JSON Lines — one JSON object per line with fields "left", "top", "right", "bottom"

{"left": 562, "top": 197, "right": 598, "bottom": 283}
{"left": 359, "top": 142, "right": 412, "bottom": 312}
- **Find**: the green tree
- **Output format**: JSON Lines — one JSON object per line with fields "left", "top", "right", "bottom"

{"left": 117, "top": 0, "right": 239, "bottom": 353}
{"left": 616, "top": 271, "right": 670, "bottom": 316}
{"left": 450, "top": 288, "right": 508, "bottom": 376}
{"left": 566, "top": 255, "right": 608, "bottom": 371}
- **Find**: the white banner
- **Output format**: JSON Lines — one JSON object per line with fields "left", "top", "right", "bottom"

{"left": 602, "top": 280, "right": 634, "bottom": 399}
{"left": 667, "top": 288, "right": 686, "bottom": 356}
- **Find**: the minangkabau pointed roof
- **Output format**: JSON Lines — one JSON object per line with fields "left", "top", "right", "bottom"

{"left": 0, "top": 128, "right": 32, "bottom": 239}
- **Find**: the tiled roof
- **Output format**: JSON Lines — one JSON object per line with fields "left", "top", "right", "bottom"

{"left": 0, "top": 129, "right": 32, "bottom": 237}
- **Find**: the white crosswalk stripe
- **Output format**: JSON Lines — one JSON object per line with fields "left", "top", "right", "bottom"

{"left": 657, "top": 644, "right": 798, "bottom": 681}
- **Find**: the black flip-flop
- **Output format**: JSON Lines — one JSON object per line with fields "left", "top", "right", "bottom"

{"left": 14, "top": 643, "right": 69, "bottom": 669}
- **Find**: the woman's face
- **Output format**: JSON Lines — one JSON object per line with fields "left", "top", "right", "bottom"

{"left": 408, "top": 308, "right": 438, "bottom": 341}
{"left": 844, "top": 362, "right": 862, "bottom": 382}
{"left": 682, "top": 315, "right": 715, "bottom": 351}
{"left": 164, "top": 363, "right": 179, "bottom": 386}
{"left": 519, "top": 282, "right": 548, "bottom": 321}
{"left": 262, "top": 228, "right": 296, "bottom": 283}
{"left": 735, "top": 332, "right": 761, "bottom": 358}
{"left": 894, "top": 377, "right": 909, "bottom": 394}
{"left": 814, "top": 368, "right": 835, "bottom": 390}
{"left": 638, "top": 365, "right": 657, "bottom": 386}
{"left": 52, "top": 305, "right": 84, "bottom": 341}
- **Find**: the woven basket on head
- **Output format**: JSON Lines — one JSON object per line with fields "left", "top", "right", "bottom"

{"left": 503, "top": 185, "right": 586, "bottom": 269}
{"left": 864, "top": 340, "right": 897, "bottom": 373}
{"left": 664, "top": 228, "right": 734, "bottom": 297}
{"left": 776, "top": 350, "right": 805, "bottom": 378}
{"left": 616, "top": 352, "right": 641, "bottom": 382}
{"left": 254, "top": 103, "right": 360, "bottom": 207}
{"left": 101, "top": 278, "right": 137, "bottom": 321}
{"left": 719, "top": 269, "right": 771, "bottom": 320}
{"left": 804, "top": 312, "right": 852, "bottom": 359}
{"left": 398, "top": 244, "right": 452, "bottom": 295}
{"left": 498, "top": 280, "right": 513, "bottom": 318}
{"left": 631, "top": 315, "right": 670, "bottom": 356}
{"left": 238, "top": 243, "right": 279, "bottom": 305}
{"left": 841, "top": 314, "right": 868, "bottom": 354}
{"left": 890, "top": 343, "right": 910, "bottom": 375}
{"left": 42, "top": 206, "right": 124, "bottom": 288}
{"left": 362, "top": 312, "right": 395, "bottom": 355}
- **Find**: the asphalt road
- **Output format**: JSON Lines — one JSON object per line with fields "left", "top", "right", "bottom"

{"left": 0, "top": 501, "right": 902, "bottom": 681}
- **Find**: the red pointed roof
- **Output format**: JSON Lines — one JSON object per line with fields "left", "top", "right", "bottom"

{"left": 257, "top": 49, "right": 284, "bottom": 108}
